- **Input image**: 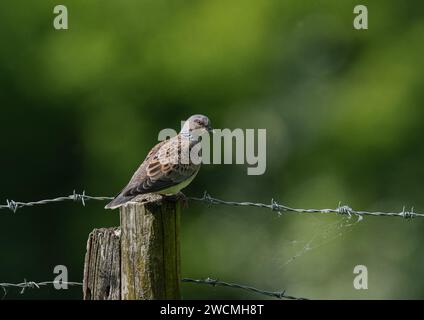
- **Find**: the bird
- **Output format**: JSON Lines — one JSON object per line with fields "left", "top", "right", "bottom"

{"left": 105, "top": 114, "right": 212, "bottom": 209}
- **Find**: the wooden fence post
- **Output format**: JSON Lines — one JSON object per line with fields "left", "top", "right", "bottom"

{"left": 83, "top": 227, "right": 121, "bottom": 300}
{"left": 83, "top": 195, "right": 181, "bottom": 300}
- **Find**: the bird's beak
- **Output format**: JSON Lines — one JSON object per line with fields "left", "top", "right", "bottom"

{"left": 207, "top": 125, "right": 214, "bottom": 133}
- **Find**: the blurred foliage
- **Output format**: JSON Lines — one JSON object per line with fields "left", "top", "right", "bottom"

{"left": 1, "top": 0, "right": 424, "bottom": 299}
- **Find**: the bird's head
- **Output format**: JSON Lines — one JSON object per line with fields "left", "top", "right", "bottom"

{"left": 181, "top": 114, "right": 213, "bottom": 136}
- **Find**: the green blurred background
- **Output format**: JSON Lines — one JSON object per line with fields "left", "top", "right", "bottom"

{"left": 1, "top": 0, "right": 424, "bottom": 299}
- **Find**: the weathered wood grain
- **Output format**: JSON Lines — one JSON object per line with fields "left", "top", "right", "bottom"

{"left": 120, "top": 195, "right": 181, "bottom": 299}
{"left": 83, "top": 227, "right": 121, "bottom": 300}
{"left": 83, "top": 195, "right": 181, "bottom": 300}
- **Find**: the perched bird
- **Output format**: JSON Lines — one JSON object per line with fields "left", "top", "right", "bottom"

{"left": 105, "top": 114, "right": 212, "bottom": 209}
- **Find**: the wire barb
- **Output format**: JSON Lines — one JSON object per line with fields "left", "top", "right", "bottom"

{"left": 6, "top": 200, "right": 18, "bottom": 213}
{"left": 72, "top": 190, "right": 86, "bottom": 206}
{"left": 337, "top": 204, "right": 353, "bottom": 217}
{"left": 270, "top": 199, "right": 282, "bottom": 215}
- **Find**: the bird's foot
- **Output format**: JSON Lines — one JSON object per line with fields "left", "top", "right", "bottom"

{"left": 177, "top": 192, "right": 189, "bottom": 209}
{"left": 163, "top": 192, "right": 189, "bottom": 209}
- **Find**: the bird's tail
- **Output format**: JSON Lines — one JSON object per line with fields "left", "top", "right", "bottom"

{"left": 104, "top": 193, "right": 133, "bottom": 210}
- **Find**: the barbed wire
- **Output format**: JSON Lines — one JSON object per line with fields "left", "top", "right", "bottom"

{"left": 0, "top": 278, "right": 301, "bottom": 300}
{"left": 0, "top": 190, "right": 112, "bottom": 213}
{"left": 0, "top": 190, "right": 422, "bottom": 219}
{"left": 182, "top": 277, "right": 305, "bottom": 300}
{"left": 0, "top": 280, "right": 83, "bottom": 299}
{"left": 1, "top": 191, "right": 418, "bottom": 300}
{"left": 189, "top": 191, "right": 423, "bottom": 219}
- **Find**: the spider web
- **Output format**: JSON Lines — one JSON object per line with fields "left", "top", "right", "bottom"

{"left": 277, "top": 213, "right": 363, "bottom": 268}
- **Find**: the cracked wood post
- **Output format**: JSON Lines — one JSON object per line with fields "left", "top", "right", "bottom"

{"left": 83, "top": 227, "right": 121, "bottom": 300}
{"left": 83, "top": 194, "right": 181, "bottom": 300}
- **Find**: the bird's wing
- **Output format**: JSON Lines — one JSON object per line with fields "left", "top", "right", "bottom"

{"left": 105, "top": 139, "right": 169, "bottom": 209}
{"left": 122, "top": 136, "right": 199, "bottom": 197}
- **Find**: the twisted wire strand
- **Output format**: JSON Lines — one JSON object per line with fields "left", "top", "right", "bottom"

{"left": 189, "top": 191, "right": 423, "bottom": 219}
{"left": 0, "top": 278, "right": 301, "bottom": 300}
{"left": 0, "top": 280, "right": 83, "bottom": 298}
{"left": 0, "top": 190, "right": 421, "bottom": 219}
{"left": 0, "top": 190, "right": 113, "bottom": 213}
{"left": 182, "top": 277, "right": 305, "bottom": 300}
